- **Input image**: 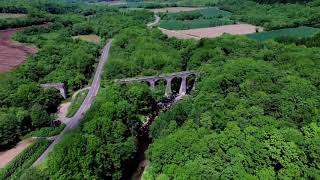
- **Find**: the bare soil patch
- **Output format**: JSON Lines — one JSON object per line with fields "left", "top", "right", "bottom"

{"left": 0, "top": 138, "right": 35, "bottom": 168}
{"left": 0, "top": 28, "right": 38, "bottom": 73}
{"left": 160, "top": 24, "right": 263, "bottom": 39}
{"left": 150, "top": 7, "right": 204, "bottom": 13}
{"left": 57, "top": 102, "right": 71, "bottom": 124}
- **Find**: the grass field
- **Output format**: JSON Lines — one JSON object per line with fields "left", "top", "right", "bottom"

{"left": 0, "top": 13, "right": 26, "bottom": 19}
{"left": 247, "top": 26, "right": 320, "bottom": 41}
{"left": 159, "top": 7, "right": 234, "bottom": 30}
{"left": 72, "top": 34, "right": 101, "bottom": 44}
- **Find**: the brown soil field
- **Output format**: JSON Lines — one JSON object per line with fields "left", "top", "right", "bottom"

{"left": 0, "top": 28, "right": 38, "bottom": 73}
{"left": 150, "top": 7, "right": 204, "bottom": 13}
{"left": 160, "top": 24, "right": 263, "bottom": 39}
{"left": 0, "top": 138, "right": 36, "bottom": 168}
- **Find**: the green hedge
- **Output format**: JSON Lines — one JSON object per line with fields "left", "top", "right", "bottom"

{"left": 0, "top": 139, "right": 51, "bottom": 180}
{"left": 23, "top": 125, "right": 66, "bottom": 139}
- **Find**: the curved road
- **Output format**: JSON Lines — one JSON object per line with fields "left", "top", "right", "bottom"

{"left": 33, "top": 40, "right": 113, "bottom": 166}
{"left": 147, "top": 15, "right": 160, "bottom": 28}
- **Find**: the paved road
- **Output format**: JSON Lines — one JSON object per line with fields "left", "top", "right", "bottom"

{"left": 33, "top": 40, "right": 113, "bottom": 166}
{"left": 147, "top": 15, "right": 160, "bottom": 27}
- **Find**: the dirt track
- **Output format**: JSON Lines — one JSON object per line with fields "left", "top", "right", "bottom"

{"left": 0, "top": 138, "right": 35, "bottom": 168}
{"left": 0, "top": 28, "right": 38, "bottom": 73}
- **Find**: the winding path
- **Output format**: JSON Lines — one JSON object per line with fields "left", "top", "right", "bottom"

{"left": 147, "top": 15, "right": 160, "bottom": 28}
{"left": 33, "top": 40, "right": 113, "bottom": 166}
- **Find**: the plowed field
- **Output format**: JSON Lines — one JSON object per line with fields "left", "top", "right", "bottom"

{"left": 0, "top": 28, "right": 37, "bottom": 73}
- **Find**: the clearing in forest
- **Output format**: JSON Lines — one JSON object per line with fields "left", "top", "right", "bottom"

{"left": 0, "top": 138, "right": 35, "bottom": 168}
{"left": 72, "top": 34, "right": 101, "bottom": 44}
{"left": 160, "top": 24, "right": 262, "bottom": 39}
{"left": 0, "top": 13, "right": 26, "bottom": 19}
{"left": 0, "top": 28, "right": 38, "bottom": 73}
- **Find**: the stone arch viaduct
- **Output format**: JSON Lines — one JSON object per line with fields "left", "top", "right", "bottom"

{"left": 115, "top": 71, "right": 199, "bottom": 97}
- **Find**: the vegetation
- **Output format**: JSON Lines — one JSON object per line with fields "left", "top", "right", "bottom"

{"left": 72, "top": 34, "right": 101, "bottom": 44}
{"left": 122, "top": 0, "right": 221, "bottom": 7}
{"left": 160, "top": 19, "right": 235, "bottom": 30}
{"left": 159, "top": 7, "right": 235, "bottom": 30}
{"left": 0, "top": 13, "right": 26, "bottom": 19}
{"left": 2, "top": 0, "right": 320, "bottom": 179}
{"left": 66, "top": 89, "right": 89, "bottom": 118}
{"left": 217, "top": 0, "right": 320, "bottom": 30}
{"left": 0, "top": 0, "right": 153, "bottom": 151}
{"left": 276, "top": 32, "right": 320, "bottom": 47}
{"left": 144, "top": 35, "right": 320, "bottom": 179}
{"left": 247, "top": 26, "right": 320, "bottom": 41}
{"left": 37, "top": 26, "right": 181, "bottom": 179}
{"left": 0, "top": 138, "right": 51, "bottom": 180}
{"left": 23, "top": 125, "right": 66, "bottom": 139}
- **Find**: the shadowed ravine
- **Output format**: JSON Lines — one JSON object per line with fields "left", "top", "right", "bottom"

{"left": 128, "top": 95, "right": 185, "bottom": 180}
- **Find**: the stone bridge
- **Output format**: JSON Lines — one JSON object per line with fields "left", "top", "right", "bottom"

{"left": 115, "top": 71, "right": 199, "bottom": 97}
{"left": 40, "top": 83, "right": 67, "bottom": 99}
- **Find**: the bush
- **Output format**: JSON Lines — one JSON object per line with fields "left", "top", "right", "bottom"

{"left": 23, "top": 125, "right": 66, "bottom": 139}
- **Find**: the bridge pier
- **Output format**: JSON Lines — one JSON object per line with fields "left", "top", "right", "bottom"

{"left": 115, "top": 71, "right": 199, "bottom": 97}
{"left": 179, "top": 75, "right": 188, "bottom": 95}
{"left": 147, "top": 79, "right": 156, "bottom": 92}
{"left": 165, "top": 77, "right": 173, "bottom": 97}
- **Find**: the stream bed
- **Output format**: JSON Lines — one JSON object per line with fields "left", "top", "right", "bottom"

{"left": 130, "top": 95, "right": 185, "bottom": 180}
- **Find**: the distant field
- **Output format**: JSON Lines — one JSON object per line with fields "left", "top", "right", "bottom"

{"left": 72, "top": 34, "right": 101, "bottom": 44}
{"left": 163, "top": 7, "right": 232, "bottom": 19}
{"left": 160, "top": 19, "right": 235, "bottom": 30}
{"left": 159, "top": 7, "right": 234, "bottom": 30}
{"left": 160, "top": 24, "right": 261, "bottom": 39}
{"left": 150, "top": 7, "right": 203, "bottom": 13}
{"left": 0, "top": 13, "right": 26, "bottom": 19}
{"left": 247, "top": 26, "right": 320, "bottom": 41}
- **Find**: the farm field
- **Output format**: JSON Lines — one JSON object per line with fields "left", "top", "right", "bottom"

{"left": 159, "top": 7, "right": 234, "bottom": 30}
{"left": 72, "top": 34, "right": 101, "bottom": 44}
{"left": 247, "top": 26, "right": 320, "bottom": 41}
{"left": 160, "top": 19, "right": 235, "bottom": 30}
{"left": 0, "top": 28, "right": 38, "bottom": 73}
{"left": 160, "top": 24, "right": 262, "bottom": 39}
{"left": 0, "top": 13, "right": 26, "bottom": 19}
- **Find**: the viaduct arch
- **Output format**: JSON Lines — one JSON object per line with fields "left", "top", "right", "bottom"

{"left": 115, "top": 71, "right": 199, "bottom": 97}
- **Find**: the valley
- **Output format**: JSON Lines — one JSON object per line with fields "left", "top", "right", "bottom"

{"left": 1, "top": 0, "right": 320, "bottom": 179}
